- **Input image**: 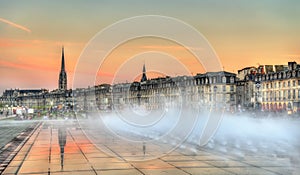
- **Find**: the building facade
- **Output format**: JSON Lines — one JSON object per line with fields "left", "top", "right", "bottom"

{"left": 237, "top": 61, "right": 300, "bottom": 114}
{"left": 1, "top": 46, "right": 299, "bottom": 117}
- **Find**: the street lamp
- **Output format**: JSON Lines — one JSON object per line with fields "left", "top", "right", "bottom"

{"left": 49, "top": 100, "right": 53, "bottom": 114}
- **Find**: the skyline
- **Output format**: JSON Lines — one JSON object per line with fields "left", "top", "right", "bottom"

{"left": 1, "top": 0, "right": 300, "bottom": 93}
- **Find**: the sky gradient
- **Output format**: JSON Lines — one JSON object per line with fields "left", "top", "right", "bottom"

{"left": 1, "top": 0, "right": 300, "bottom": 93}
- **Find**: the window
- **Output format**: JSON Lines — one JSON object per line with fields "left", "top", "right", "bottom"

{"left": 278, "top": 82, "right": 281, "bottom": 88}
{"left": 222, "top": 85, "right": 226, "bottom": 92}
{"left": 293, "top": 89, "right": 296, "bottom": 99}
{"left": 279, "top": 91, "right": 282, "bottom": 100}
{"left": 298, "top": 90, "right": 300, "bottom": 99}
{"left": 222, "top": 76, "right": 226, "bottom": 83}
{"left": 293, "top": 80, "right": 296, "bottom": 87}
{"left": 213, "top": 77, "right": 216, "bottom": 84}
{"left": 288, "top": 81, "right": 290, "bottom": 87}
{"left": 230, "top": 77, "right": 234, "bottom": 83}
{"left": 298, "top": 80, "right": 300, "bottom": 86}
{"left": 283, "top": 82, "right": 286, "bottom": 87}
{"left": 230, "top": 85, "right": 234, "bottom": 91}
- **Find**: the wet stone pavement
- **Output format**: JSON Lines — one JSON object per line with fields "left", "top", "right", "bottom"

{"left": 2, "top": 119, "right": 300, "bottom": 175}
{"left": 0, "top": 120, "right": 40, "bottom": 174}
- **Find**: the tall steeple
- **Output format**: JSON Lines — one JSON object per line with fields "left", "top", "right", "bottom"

{"left": 58, "top": 46, "right": 67, "bottom": 91}
{"left": 61, "top": 46, "right": 65, "bottom": 71}
{"left": 141, "top": 63, "right": 147, "bottom": 82}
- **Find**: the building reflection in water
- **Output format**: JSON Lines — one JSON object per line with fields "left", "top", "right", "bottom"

{"left": 58, "top": 127, "right": 67, "bottom": 170}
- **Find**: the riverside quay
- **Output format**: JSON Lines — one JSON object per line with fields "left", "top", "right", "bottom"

{"left": 1, "top": 47, "right": 300, "bottom": 116}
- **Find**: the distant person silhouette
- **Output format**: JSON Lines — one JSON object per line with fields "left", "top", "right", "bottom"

{"left": 143, "top": 142, "right": 146, "bottom": 156}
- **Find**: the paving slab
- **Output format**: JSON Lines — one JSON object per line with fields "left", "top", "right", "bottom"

{"left": 140, "top": 168, "right": 190, "bottom": 175}
{"left": 97, "top": 169, "right": 143, "bottom": 175}
{"left": 181, "top": 167, "right": 234, "bottom": 175}
{"left": 2, "top": 120, "right": 300, "bottom": 175}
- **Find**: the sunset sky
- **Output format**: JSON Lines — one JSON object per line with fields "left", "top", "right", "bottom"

{"left": 1, "top": 0, "right": 300, "bottom": 93}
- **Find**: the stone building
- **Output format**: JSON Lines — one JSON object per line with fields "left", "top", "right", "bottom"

{"left": 1, "top": 45, "right": 299, "bottom": 116}
{"left": 237, "top": 61, "right": 300, "bottom": 114}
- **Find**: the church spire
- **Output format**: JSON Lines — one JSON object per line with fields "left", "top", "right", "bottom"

{"left": 58, "top": 46, "right": 67, "bottom": 91}
{"left": 141, "top": 63, "right": 147, "bottom": 82}
{"left": 61, "top": 46, "right": 65, "bottom": 71}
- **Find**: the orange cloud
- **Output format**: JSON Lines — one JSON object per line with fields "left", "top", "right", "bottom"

{"left": 0, "top": 17, "right": 31, "bottom": 33}
{"left": 0, "top": 59, "right": 57, "bottom": 72}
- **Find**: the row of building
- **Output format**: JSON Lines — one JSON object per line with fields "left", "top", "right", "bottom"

{"left": 1, "top": 47, "right": 300, "bottom": 115}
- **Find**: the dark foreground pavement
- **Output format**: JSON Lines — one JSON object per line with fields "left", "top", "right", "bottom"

{"left": 1, "top": 120, "right": 299, "bottom": 175}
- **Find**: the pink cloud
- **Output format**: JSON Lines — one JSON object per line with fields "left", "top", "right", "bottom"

{"left": 0, "top": 59, "right": 57, "bottom": 72}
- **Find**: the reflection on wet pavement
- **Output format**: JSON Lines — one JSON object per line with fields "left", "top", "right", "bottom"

{"left": 1, "top": 119, "right": 300, "bottom": 175}
{"left": 58, "top": 127, "right": 67, "bottom": 170}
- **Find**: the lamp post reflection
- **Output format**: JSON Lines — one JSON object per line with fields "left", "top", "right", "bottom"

{"left": 214, "top": 85, "right": 217, "bottom": 110}
{"left": 58, "top": 127, "right": 67, "bottom": 170}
